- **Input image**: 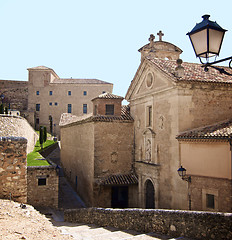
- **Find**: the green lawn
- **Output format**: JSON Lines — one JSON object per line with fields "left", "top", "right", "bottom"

{"left": 27, "top": 139, "right": 56, "bottom": 166}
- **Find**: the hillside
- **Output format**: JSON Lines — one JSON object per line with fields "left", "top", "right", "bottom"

{"left": 0, "top": 199, "right": 72, "bottom": 239}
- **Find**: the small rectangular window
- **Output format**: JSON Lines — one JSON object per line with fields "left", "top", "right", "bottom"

{"left": 68, "top": 104, "right": 72, "bottom": 113}
{"left": 49, "top": 102, "right": 52, "bottom": 106}
{"left": 36, "top": 104, "right": 40, "bottom": 111}
{"left": 105, "top": 104, "right": 114, "bottom": 115}
{"left": 206, "top": 194, "right": 215, "bottom": 209}
{"left": 49, "top": 91, "right": 53, "bottom": 95}
{"left": 94, "top": 105, "right": 97, "bottom": 115}
{"left": 36, "top": 91, "right": 39, "bottom": 95}
{"left": 147, "top": 106, "right": 152, "bottom": 126}
{"left": 83, "top": 104, "right": 87, "bottom": 114}
{"left": 68, "top": 91, "right": 71, "bottom": 96}
{"left": 55, "top": 102, "right": 58, "bottom": 106}
{"left": 83, "top": 91, "right": 87, "bottom": 96}
{"left": 36, "top": 118, "right": 39, "bottom": 124}
{"left": 38, "top": 178, "right": 46, "bottom": 186}
{"left": 102, "top": 91, "right": 106, "bottom": 94}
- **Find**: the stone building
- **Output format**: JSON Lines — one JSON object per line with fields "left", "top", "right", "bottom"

{"left": 125, "top": 31, "right": 232, "bottom": 211}
{"left": 60, "top": 92, "right": 137, "bottom": 208}
{"left": 27, "top": 66, "right": 113, "bottom": 137}
{"left": 177, "top": 119, "right": 232, "bottom": 212}
{"left": 0, "top": 79, "right": 28, "bottom": 115}
{"left": 0, "top": 66, "right": 113, "bottom": 137}
{"left": 27, "top": 165, "right": 59, "bottom": 208}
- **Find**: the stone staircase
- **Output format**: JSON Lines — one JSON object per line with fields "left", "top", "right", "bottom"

{"left": 54, "top": 222, "right": 183, "bottom": 240}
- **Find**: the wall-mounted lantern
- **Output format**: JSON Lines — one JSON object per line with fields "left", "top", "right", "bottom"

{"left": 177, "top": 165, "right": 191, "bottom": 183}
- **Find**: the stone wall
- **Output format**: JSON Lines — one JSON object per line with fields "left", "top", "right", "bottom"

{"left": 64, "top": 208, "right": 232, "bottom": 240}
{"left": 60, "top": 121, "right": 94, "bottom": 206}
{"left": 0, "top": 80, "right": 28, "bottom": 112}
{"left": 0, "top": 137, "right": 27, "bottom": 203}
{"left": 190, "top": 175, "right": 232, "bottom": 213}
{"left": 0, "top": 115, "right": 38, "bottom": 154}
{"left": 27, "top": 166, "right": 59, "bottom": 208}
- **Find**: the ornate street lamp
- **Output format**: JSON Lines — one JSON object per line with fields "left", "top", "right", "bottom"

{"left": 177, "top": 165, "right": 191, "bottom": 210}
{"left": 187, "top": 15, "right": 232, "bottom": 75}
{"left": 177, "top": 166, "right": 191, "bottom": 182}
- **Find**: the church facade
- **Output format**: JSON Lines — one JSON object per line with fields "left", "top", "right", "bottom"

{"left": 60, "top": 31, "right": 232, "bottom": 212}
{"left": 125, "top": 31, "right": 232, "bottom": 211}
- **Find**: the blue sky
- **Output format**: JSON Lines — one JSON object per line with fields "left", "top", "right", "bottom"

{"left": 0, "top": 0, "right": 231, "bottom": 97}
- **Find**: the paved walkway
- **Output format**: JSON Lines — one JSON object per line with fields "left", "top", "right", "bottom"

{"left": 46, "top": 142, "right": 85, "bottom": 209}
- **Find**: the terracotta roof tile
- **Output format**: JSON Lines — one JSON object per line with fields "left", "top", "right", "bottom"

{"left": 147, "top": 57, "right": 232, "bottom": 84}
{"left": 92, "top": 105, "right": 133, "bottom": 122}
{"left": 92, "top": 92, "right": 124, "bottom": 100}
{"left": 60, "top": 105, "right": 133, "bottom": 127}
{"left": 98, "top": 173, "right": 138, "bottom": 186}
{"left": 177, "top": 119, "right": 232, "bottom": 140}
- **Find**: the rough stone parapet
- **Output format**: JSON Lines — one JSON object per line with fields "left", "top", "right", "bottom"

{"left": 0, "top": 115, "right": 38, "bottom": 153}
{"left": 0, "top": 137, "right": 27, "bottom": 203}
{"left": 64, "top": 208, "right": 232, "bottom": 240}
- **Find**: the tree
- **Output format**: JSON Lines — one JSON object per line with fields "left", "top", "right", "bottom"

{"left": 39, "top": 126, "right": 44, "bottom": 149}
{"left": 43, "top": 126, "right": 47, "bottom": 143}
{"left": 49, "top": 115, "right": 53, "bottom": 136}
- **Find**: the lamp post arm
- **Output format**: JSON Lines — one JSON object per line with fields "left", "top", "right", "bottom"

{"left": 201, "top": 56, "right": 232, "bottom": 76}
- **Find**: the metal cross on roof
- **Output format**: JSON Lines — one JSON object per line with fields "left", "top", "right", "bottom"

{"left": 157, "top": 30, "right": 164, "bottom": 41}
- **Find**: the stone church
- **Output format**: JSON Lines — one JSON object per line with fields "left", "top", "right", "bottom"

{"left": 60, "top": 31, "right": 232, "bottom": 212}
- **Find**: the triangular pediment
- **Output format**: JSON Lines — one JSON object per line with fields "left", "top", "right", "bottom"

{"left": 125, "top": 59, "right": 175, "bottom": 101}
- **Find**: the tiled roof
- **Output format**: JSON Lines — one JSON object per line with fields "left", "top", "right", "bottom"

{"left": 177, "top": 119, "right": 232, "bottom": 140}
{"left": 98, "top": 173, "right": 138, "bottom": 186}
{"left": 53, "top": 78, "right": 112, "bottom": 85}
{"left": 92, "top": 105, "right": 133, "bottom": 122}
{"left": 92, "top": 92, "right": 124, "bottom": 101}
{"left": 60, "top": 105, "right": 133, "bottom": 127}
{"left": 147, "top": 57, "right": 232, "bottom": 84}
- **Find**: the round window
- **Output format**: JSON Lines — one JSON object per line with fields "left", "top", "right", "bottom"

{"left": 146, "top": 73, "right": 153, "bottom": 88}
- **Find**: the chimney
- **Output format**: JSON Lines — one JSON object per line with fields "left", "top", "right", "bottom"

{"left": 175, "top": 59, "right": 184, "bottom": 78}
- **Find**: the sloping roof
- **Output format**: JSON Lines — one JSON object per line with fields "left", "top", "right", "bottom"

{"left": 92, "top": 105, "right": 133, "bottom": 122}
{"left": 177, "top": 119, "right": 232, "bottom": 140}
{"left": 53, "top": 78, "right": 112, "bottom": 85}
{"left": 148, "top": 57, "right": 232, "bottom": 84}
{"left": 60, "top": 105, "right": 133, "bottom": 127}
{"left": 92, "top": 92, "right": 124, "bottom": 101}
{"left": 98, "top": 173, "right": 138, "bottom": 186}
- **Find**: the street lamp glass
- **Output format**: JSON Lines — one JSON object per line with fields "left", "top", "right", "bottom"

{"left": 177, "top": 166, "right": 186, "bottom": 178}
{"left": 187, "top": 15, "right": 227, "bottom": 59}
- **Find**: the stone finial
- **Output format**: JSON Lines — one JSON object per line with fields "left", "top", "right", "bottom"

{"left": 175, "top": 59, "right": 184, "bottom": 77}
{"left": 157, "top": 30, "right": 164, "bottom": 41}
{"left": 148, "top": 34, "right": 155, "bottom": 47}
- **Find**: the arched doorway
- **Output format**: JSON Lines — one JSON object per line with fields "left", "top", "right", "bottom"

{"left": 145, "top": 180, "right": 155, "bottom": 209}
